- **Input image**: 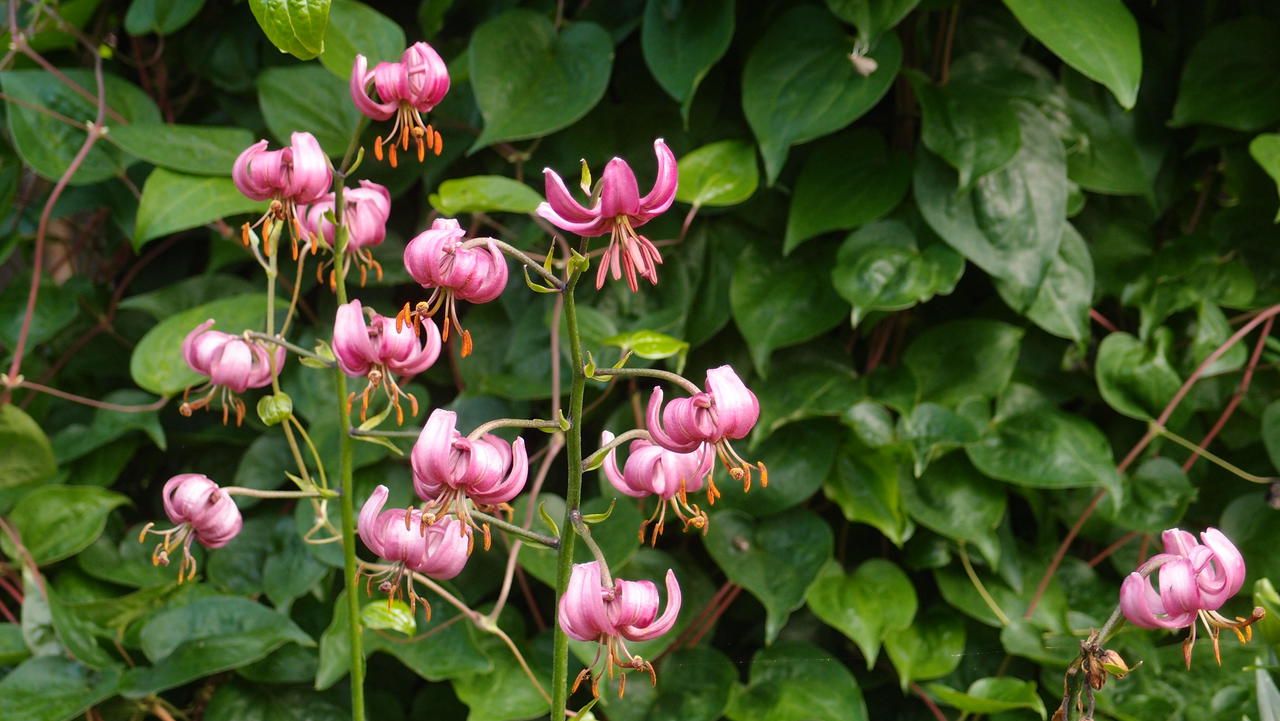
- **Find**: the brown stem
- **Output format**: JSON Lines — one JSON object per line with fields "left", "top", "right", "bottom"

{"left": 16, "top": 381, "right": 167, "bottom": 412}
{"left": 1086, "top": 531, "right": 1139, "bottom": 568}
{"left": 1089, "top": 308, "right": 1119, "bottom": 334}
{"left": 912, "top": 682, "right": 950, "bottom": 721}
{"left": 1183, "top": 316, "right": 1273, "bottom": 472}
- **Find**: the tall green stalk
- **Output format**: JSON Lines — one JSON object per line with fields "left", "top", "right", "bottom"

{"left": 550, "top": 268, "right": 584, "bottom": 719}
{"left": 330, "top": 180, "right": 365, "bottom": 721}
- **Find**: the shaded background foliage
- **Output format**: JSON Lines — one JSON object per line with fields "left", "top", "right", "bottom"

{"left": 1, "top": 0, "right": 1280, "bottom": 720}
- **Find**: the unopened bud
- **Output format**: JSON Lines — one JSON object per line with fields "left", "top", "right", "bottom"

{"left": 1100, "top": 649, "right": 1133, "bottom": 679}
{"left": 850, "top": 52, "right": 878, "bottom": 77}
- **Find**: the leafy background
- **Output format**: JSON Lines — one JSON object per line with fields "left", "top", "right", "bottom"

{"left": 2, "top": 0, "right": 1280, "bottom": 720}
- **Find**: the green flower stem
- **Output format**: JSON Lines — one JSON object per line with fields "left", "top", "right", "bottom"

{"left": 957, "top": 542, "right": 1010, "bottom": 627}
{"left": 461, "top": 237, "right": 565, "bottom": 289}
{"left": 590, "top": 366, "right": 700, "bottom": 395}
{"left": 245, "top": 331, "right": 335, "bottom": 367}
{"left": 289, "top": 415, "right": 328, "bottom": 489}
{"left": 331, "top": 175, "right": 366, "bottom": 721}
{"left": 1151, "top": 422, "right": 1274, "bottom": 484}
{"left": 580, "top": 428, "right": 650, "bottom": 471}
{"left": 569, "top": 508, "right": 613, "bottom": 588}
{"left": 349, "top": 427, "right": 417, "bottom": 438}
{"left": 470, "top": 508, "right": 560, "bottom": 549}
{"left": 550, "top": 267, "right": 585, "bottom": 720}
{"left": 468, "top": 416, "right": 564, "bottom": 440}
{"left": 223, "top": 487, "right": 337, "bottom": 499}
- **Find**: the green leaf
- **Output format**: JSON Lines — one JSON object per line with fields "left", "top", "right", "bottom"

{"left": 641, "top": 0, "right": 734, "bottom": 119}
{"left": 994, "top": 222, "right": 1094, "bottom": 342}
{"left": 903, "top": 319, "right": 1023, "bottom": 406}
{"left": 898, "top": 402, "right": 980, "bottom": 476}
{"left": 125, "top": 596, "right": 313, "bottom": 695}
{"left": 0, "top": 404, "right": 56, "bottom": 488}
{"left": 319, "top": 0, "right": 404, "bottom": 79}
{"left": 602, "top": 329, "right": 688, "bottom": 365}
{"left": 1002, "top": 0, "right": 1140, "bottom": 108}
{"left": 51, "top": 390, "right": 166, "bottom": 462}
{"left": 1250, "top": 134, "right": 1280, "bottom": 221}
{"left": 883, "top": 605, "right": 966, "bottom": 689}
{"left": 360, "top": 599, "right": 415, "bottom": 637}
{"left": 518, "top": 494, "right": 642, "bottom": 588}
{"left": 1257, "top": 662, "right": 1280, "bottom": 721}
{"left": 427, "top": 175, "right": 543, "bottom": 216}
{"left": 78, "top": 525, "right": 204, "bottom": 589}
{"left": 0, "top": 623, "right": 29, "bottom": 665}
{"left": 726, "top": 641, "right": 868, "bottom": 721}
{"left": 826, "top": 0, "right": 920, "bottom": 41}
{"left": 261, "top": 517, "right": 326, "bottom": 611}
{"left": 109, "top": 123, "right": 254, "bottom": 176}
{"left": 0, "top": 656, "right": 120, "bottom": 721}
{"left": 129, "top": 293, "right": 270, "bottom": 396}
{"left": 3, "top": 485, "right": 127, "bottom": 565}
{"left": 451, "top": 625, "right": 550, "bottom": 721}
{"left": 966, "top": 404, "right": 1122, "bottom": 494}
{"left": 1171, "top": 17, "right": 1280, "bottom": 131}
{"left": 675, "top": 140, "right": 758, "bottom": 208}
{"left": 0, "top": 69, "right": 160, "bottom": 184}
{"left": 825, "top": 439, "right": 913, "bottom": 546}
{"left": 730, "top": 241, "right": 848, "bottom": 375}
{"left": 638, "top": 646, "right": 735, "bottom": 721}
{"left": 901, "top": 453, "right": 1006, "bottom": 552}
{"left": 907, "top": 70, "right": 1021, "bottom": 190}
{"left": 703, "top": 509, "right": 833, "bottom": 643}
{"left": 469, "top": 9, "right": 613, "bottom": 150}
{"left": 806, "top": 559, "right": 916, "bottom": 668}
{"left": 248, "top": 0, "right": 331, "bottom": 60}
{"left": 914, "top": 103, "right": 1067, "bottom": 309}
{"left": 1101, "top": 457, "right": 1194, "bottom": 534}
{"left": 118, "top": 273, "right": 258, "bottom": 319}
{"left": 258, "top": 64, "right": 361, "bottom": 154}
{"left": 124, "top": 0, "right": 206, "bottom": 35}
{"left": 928, "top": 677, "right": 1048, "bottom": 718}
{"left": 1264, "top": 401, "right": 1280, "bottom": 475}
{"left": 784, "top": 129, "right": 911, "bottom": 253}
{"left": 134, "top": 169, "right": 264, "bottom": 248}
{"left": 205, "top": 682, "right": 347, "bottom": 721}
{"left": 714, "top": 420, "right": 842, "bottom": 518}
{"left": 832, "top": 220, "right": 964, "bottom": 328}
{"left": 742, "top": 5, "right": 902, "bottom": 183}
{"left": 1095, "top": 330, "right": 1182, "bottom": 421}
{"left": 751, "top": 354, "right": 860, "bottom": 442}
{"left": 1062, "top": 69, "right": 1162, "bottom": 198}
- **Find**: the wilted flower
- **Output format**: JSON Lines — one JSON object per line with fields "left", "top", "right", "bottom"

{"left": 646, "top": 365, "right": 765, "bottom": 498}
{"left": 297, "top": 180, "right": 392, "bottom": 286}
{"left": 232, "top": 131, "right": 332, "bottom": 258}
{"left": 350, "top": 42, "right": 450, "bottom": 166}
{"left": 401, "top": 218, "right": 509, "bottom": 356}
{"left": 602, "top": 431, "right": 714, "bottom": 544}
{"left": 358, "top": 484, "right": 471, "bottom": 614}
{"left": 559, "top": 561, "right": 681, "bottom": 696}
{"left": 180, "top": 319, "right": 285, "bottom": 425}
{"left": 334, "top": 299, "right": 441, "bottom": 424}
{"left": 537, "top": 138, "right": 677, "bottom": 291}
{"left": 1120, "top": 527, "right": 1262, "bottom": 667}
{"left": 139, "top": 474, "right": 242, "bottom": 582}
{"left": 411, "top": 409, "right": 527, "bottom": 547}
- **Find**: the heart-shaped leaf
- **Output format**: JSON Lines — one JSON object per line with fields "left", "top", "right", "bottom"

{"left": 469, "top": 10, "right": 613, "bottom": 150}
{"left": 134, "top": 169, "right": 264, "bottom": 249}
{"left": 703, "top": 509, "right": 833, "bottom": 643}
{"left": 806, "top": 559, "right": 916, "bottom": 668}
{"left": 883, "top": 605, "right": 966, "bottom": 689}
{"left": 248, "top": 0, "right": 330, "bottom": 60}
{"left": 676, "top": 140, "right": 759, "bottom": 208}
{"left": 727, "top": 641, "right": 868, "bottom": 721}
{"left": 641, "top": 0, "right": 735, "bottom": 119}
{"left": 1003, "top": 0, "right": 1141, "bottom": 109}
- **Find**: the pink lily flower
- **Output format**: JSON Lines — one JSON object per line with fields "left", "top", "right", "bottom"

{"left": 358, "top": 485, "right": 471, "bottom": 615}
{"left": 139, "top": 474, "right": 242, "bottom": 582}
{"left": 537, "top": 138, "right": 677, "bottom": 292}
{"left": 646, "top": 365, "right": 765, "bottom": 498}
{"left": 334, "top": 299, "right": 441, "bottom": 424}
{"left": 601, "top": 431, "right": 714, "bottom": 544}
{"left": 411, "top": 409, "right": 527, "bottom": 547}
{"left": 297, "top": 180, "right": 392, "bottom": 286}
{"left": 180, "top": 319, "right": 285, "bottom": 425}
{"left": 558, "top": 561, "right": 681, "bottom": 696}
{"left": 401, "top": 218, "right": 509, "bottom": 356}
{"left": 1119, "top": 527, "right": 1259, "bottom": 667}
{"left": 232, "top": 131, "right": 333, "bottom": 259}
{"left": 351, "top": 42, "right": 450, "bottom": 165}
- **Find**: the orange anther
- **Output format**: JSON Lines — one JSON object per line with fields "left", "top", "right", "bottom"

{"left": 241, "top": 223, "right": 250, "bottom": 246}
{"left": 400, "top": 124, "right": 409, "bottom": 150}
{"left": 433, "top": 129, "right": 443, "bottom": 155}
{"left": 389, "top": 143, "right": 398, "bottom": 168}
{"left": 461, "top": 329, "right": 473, "bottom": 357}
{"left": 374, "top": 138, "right": 384, "bottom": 162}
{"left": 416, "top": 137, "right": 425, "bottom": 162}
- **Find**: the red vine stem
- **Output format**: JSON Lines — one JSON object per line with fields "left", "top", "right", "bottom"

{"left": 2, "top": 49, "right": 109, "bottom": 405}
{"left": 911, "top": 682, "right": 950, "bottom": 721}
{"left": 16, "top": 380, "right": 167, "bottom": 412}
{"left": 1089, "top": 308, "right": 1119, "bottom": 333}
{"left": 1182, "top": 316, "right": 1273, "bottom": 472}
{"left": 1086, "top": 530, "right": 1139, "bottom": 568}
{"left": 1024, "top": 302, "right": 1280, "bottom": 619}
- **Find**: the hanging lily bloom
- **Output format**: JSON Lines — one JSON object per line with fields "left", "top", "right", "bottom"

{"left": 1119, "top": 527, "right": 1261, "bottom": 667}
{"left": 350, "top": 42, "right": 450, "bottom": 166}
{"left": 601, "top": 431, "right": 714, "bottom": 544}
{"left": 358, "top": 485, "right": 471, "bottom": 615}
{"left": 180, "top": 320, "right": 285, "bottom": 425}
{"left": 233, "top": 131, "right": 332, "bottom": 259}
{"left": 400, "top": 218, "right": 509, "bottom": 356}
{"left": 410, "top": 409, "right": 527, "bottom": 549}
{"left": 297, "top": 180, "right": 392, "bottom": 286}
{"left": 646, "top": 365, "right": 765, "bottom": 499}
{"left": 559, "top": 561, "right": 681, "bottom": 697}
{"left": 334, "top": 299, "right": 441, "bottom": 424}
{"left": 537, "top": 138, "right": 677, "bottom": 292}
{"left": 138, "top": 474, "right": 242, "bottom": 582}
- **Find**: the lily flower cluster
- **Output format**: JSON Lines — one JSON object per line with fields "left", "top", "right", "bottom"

{"left": 333, "top": 299, "right": 441, "bottom": 424}
{"left": 298, "top": 179, "right": 392, "bottom": 286}
{"left": 351, "top": 42, "right": 450, "bottom": 166}
{"left": 1119, "top": 527, "right": 1262, "bottom": 666}
{"left": 180, "top": 320, "right": 284, "bottom": 425}
{"left": 139, "top": 474, "right": 243, "bottom": 582}
{"left": 233, "top": 131, "right": 332, "bottom": 259}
